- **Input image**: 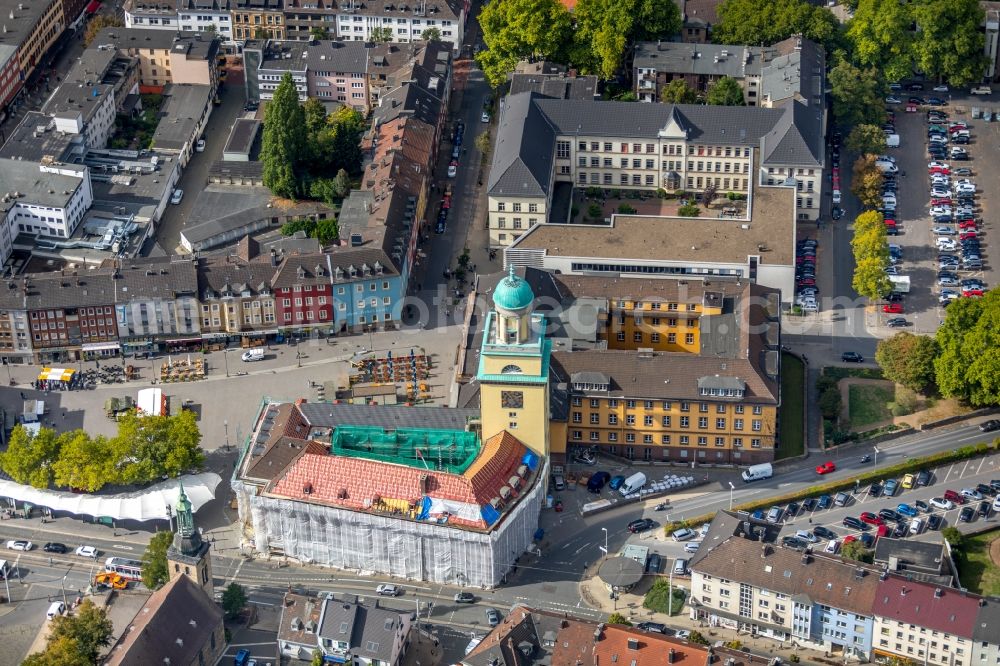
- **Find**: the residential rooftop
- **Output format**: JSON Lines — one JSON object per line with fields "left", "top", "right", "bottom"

{"left": 0, "top": 159, "right": 87, "bottom": 212}
{"left": 151, "top": 84, "right": 212, "bottom": 151}
{"left": 92, "top": 27, "right": 220, "bottom": 61}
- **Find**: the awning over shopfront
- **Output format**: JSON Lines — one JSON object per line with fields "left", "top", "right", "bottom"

{"left": 37, "top": 367, "right": 75, "bottom": 382}
{"left": 166, "top": 337, "right": 202, "bottom": 345}
{"left": 0, "top": 472, "right": 222, "bottom": 521}
{"left": 81, "top": 342, "right": 121, "bottom": 352}
{"left": 85, "top": 0, "right": 100, "bottom": 13}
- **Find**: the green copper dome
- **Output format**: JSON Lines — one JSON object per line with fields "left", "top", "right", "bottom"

{"left": 493, "top": 266, "right": 534, "bottom": 311}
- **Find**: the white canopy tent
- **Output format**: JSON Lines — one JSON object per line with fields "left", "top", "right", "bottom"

{"left": 0, "top": 472, "right": 222, "bottom": 521}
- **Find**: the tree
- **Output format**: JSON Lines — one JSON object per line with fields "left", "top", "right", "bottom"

{"left": 420, "top": 27, "right": 441, "bottom": 41}
{"left": 846, "top": 0, "right": 913, "bottom": 83}
{"left": 110, "top": 410, "right": 204, "bottom": 485}
{"left": 222, "top": 582, "right": 249, "bottom": 619}
{"left": 309, "top": 26, "right": 330, "bottom": 40}
{"left": 911, "top": 0, "right": 987, "bottom": 87}
{"left": 705, "top": 76, "right": 744, "bottom": 106}
{"left": 817, "top": 385, "right": 842, "bottom": 420}
{"left": 475, "top": 131, "right": 492, "bottom": 157}
{"left": 829, "top": 59, "right": 885, "bottom": 128}
{"left": 852, "top": 255, "right": 892, "bottom": 301}
{"left": 660, "top": 79, "right": 698, "bottom": 104}
{"left": 261, "top": 72, "right": 308, "bottom": 199}
{"left": 846, "top": 124, "right": 888, "bottom": 157}
{"left": 0, "top": 425, "right": 61, "bottom": 488}
{"left": 942, "top": 526, "right": 964, "bottom": 548}
{"left": 23, "top": 636, "right": 91, "bottom": 666}
{"left": 477, "top": 0, "right": 573, "bottom": 87}
{"left": 876, "top": 333, "right": 939, "bottom": 393}
{"left": 851, "top": 155, "right": 885, "bottom": 209}
{"left": 49, "top": 600, "right": 114, "bottom": 664}
{"left": 52, "top": 431, "right": 113, "bottom": 492}
{"left": 569, "top": 0, "right": 681, "bottom": 79}
{"left": 686, "top": 631, "right": 710, "bottom": 646}
{"left": 840, "top": 540, "right": 873, "bottom": 563}
{"left": 312, "top": 650, "right": 326, "bottom": 666}
{"left": 712, "top": 0, "right": 840, "bottom": 49}
{"left": 934, "top": 291, "right": 1000, "bottom": 406}
{"left": 141, "top": 531, "right": 173, "bottom": 590}
{"left": 606, "top": 612, "right": 632, "bottom": 626}
{"left": 303, "top": 97, "right": 328, "bottom": 137}
{"left": 332, "top": 168, "right": 351, "bottom": 198}
{"left": 678, "top": 204, "right": 701, "bottom": 217}
{"left": 84, "top": 15, "right": 124, "bottom": 46}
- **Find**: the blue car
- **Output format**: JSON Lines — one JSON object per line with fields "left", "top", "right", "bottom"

{"left": 234, "top": 649, "right": 251, "bottom": 666}
{"left": 609, "top": 475, "right": 626, "bottom": 490}
{"left": 751, "top": 509, "right": 766, "bottom": 520}
{"left": 817, "top": 494, "right": 832, "bottom": 510}
{"left": 897, "top": 503, "right": 918, "bottom": 518}
{"left": 884, "top": 479, "right": 899, "bottom": 496}
{"left": 860, "top": 533, "right": 875, "bottom": 548}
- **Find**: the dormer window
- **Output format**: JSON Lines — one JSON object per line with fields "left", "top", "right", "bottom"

{"left": 315, "top": 264, "right": 324, "bottom": 277}
{"left": 296, "top": 266, "right": 306, "bottom": 279}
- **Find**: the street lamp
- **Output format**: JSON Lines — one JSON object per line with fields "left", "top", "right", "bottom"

{"left": 60, "top": 575, "right": 68, "bottom": 608}
{"left": 224, "top": 348, "right": 229, "bottom": 378}
{"left": 600, "top": 527, "right": 608, "bottom": 557}
{"left": 224, "top": 419, "right": 230, "bottom": 452}
{"left": 873, "top": 446, "right": 880, "bottom": 475}
{"left": 728, "top": 481, "right": 735, "bottom": 510}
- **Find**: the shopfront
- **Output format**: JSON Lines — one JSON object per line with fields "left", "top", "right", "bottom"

{"left": 81, "top": 341, "right": 121, "bottom": 360}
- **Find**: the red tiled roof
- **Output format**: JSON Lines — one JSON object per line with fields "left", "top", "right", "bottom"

{"left": 267, "top": 431, "right": 527, "bottom": 528}
{"left": 873, "top": 575, "right": 980, "bottom": 639}
{"left": 594, "top": 625, "right": 709, "bottom": 666}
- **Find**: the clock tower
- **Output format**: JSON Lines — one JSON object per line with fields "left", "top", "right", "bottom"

{"left": 477, "top": 266, "right": 551, "bottom": 458}
{"left": 166, "top": 482, "right": 214, "bottom": 597}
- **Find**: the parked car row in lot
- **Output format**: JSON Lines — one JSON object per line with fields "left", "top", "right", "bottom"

{"left": 795, "top": 238, "right": 819, "bottom": 311}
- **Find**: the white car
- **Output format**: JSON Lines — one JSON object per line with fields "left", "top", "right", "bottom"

{"left": 930, "top": 206, "right": 952, "bottom": 216}
{"left": 929, "top": 497, "right": 955, "bottom": 510}
{"left": 195, "top": 138, "right": 206, "bottom": 152}
{"left": 955, "top": 185, "right": 976, "bottom": 195}
{"left": 928, "top": 161, "right": 950, "bottom": 170}
{"left": 795, "top": 530, "right": 819, "bottom": 543}
{"left": 992, "top": 496, "right": 1000, "bottom": 512}
{"left": 936, "top": 240, "right": 957, "bottom": 252}
{"left": 886, "top": 96, "right": 902, "bottom": 104}
{"left": 75, "top": 545, "right": 99, "bottom": 557}
{"left": 962, "top": 488, "right": 984, "bottom": 500}
{"left": 375, "top": 584, "right": 401, "bottom": 596}
{"left": 447, "top": 162, "right": 458, "bottom": 178}
{"left": 933, "top": 226, "right": 956, "bottom": 235}
{"left": 170, "top": 189, "right": 184, "bottom": 205}
{"left": 480, "top": 111, "right": 490, "bottom": 123}
{"left": 933, "top": 84, "right": 949, "bottom": 92}
{"left": 931, "top": 188, "right": 951, "bottom": 198}
{"left": 878, "top": 155, "right": 898, "bottom": 163}
{"left": 684, "top": 541, "right": 700, "bottom": 553}
{"left": 5, "top": 540, "right": 32, "bottom": 551}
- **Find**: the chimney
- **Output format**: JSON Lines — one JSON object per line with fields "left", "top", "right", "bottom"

{"left": 668, "top": 649, "right": 676, "bottom": 664}
{"left": 627, "top": 638, "right": 639, "bottom": 651}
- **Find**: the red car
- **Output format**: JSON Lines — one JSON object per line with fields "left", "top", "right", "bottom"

{"left": 959, "top": 219, "right": 978, "bottom": 229}
{"left": 816, "top": 461, "right": 836, "bottom": 475}
{"left": 931, "top": 197, "right": 953, "bottom": 206}
{"left": 883, "top": 303, "right": 904, "bottom": 314}
{"left": 797, "top": 278, "right": 816, "bottom": 287}
{"left": 960, "top": 231, "right": 978, "bottom": 240}
{"left": 884, "top": 218, "right": 897, "bottom": 227}
{"left": 929, "top": 167, "right": 950, "bottom": 176}
{"left": 860, "top": 512, "right": 885, "bottom": 526}
{"left": 843, "top": 535, "right": 858, "bottom": 545}
{"left": 963, "top": 289, "right": 984, "bottom": 297}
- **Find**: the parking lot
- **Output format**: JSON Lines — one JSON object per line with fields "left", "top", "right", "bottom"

{"left": 879, "top": 89, "right": 999, "bottom": 335}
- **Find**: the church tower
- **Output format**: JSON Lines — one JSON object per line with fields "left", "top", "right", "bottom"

{"left": 477, "top": 266, "right": 551, "bottom": 458}
{"left": 166, "top": 482, "right": 214, "bottom": 597}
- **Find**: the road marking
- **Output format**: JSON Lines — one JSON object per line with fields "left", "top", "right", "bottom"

{"left": 111, "top": 545, "right": 134, "bottom": 551}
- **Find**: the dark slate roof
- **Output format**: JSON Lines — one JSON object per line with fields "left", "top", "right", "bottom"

{"left": 509, "top": 73, "right": 599, "bottom": 100}
{"left": 317, "top": 595, "right": 408, "bottom": 664}
{"left": 487, "top": 93, "right": 556, "bottom": 197}
{"left": 973, "top": 597, "right": 1000, "bottom": 643}
{"left": 633, "top": 42, "right": 750, "bottom": 78}
{"left": 105, "top": 575, "right": 223, "bottom": 666}
{"left": 760, "top": 100, "right": 823, "bottom": 167}
{"left": 113, "top": 258, "right": 199, "bottom": 298}
{"left": 269, "top": 250, "right": 398, "bottom": 290}
{"left": 197, "top": 256, "right": 275, "bottom": 298}
{"left": 372, "top": 82, "right": 441, "bottom": 128}
{"left": 307, "top": 39, "right": 371, "bottom": 73}
{"left": 297, "top": 402, "right": 479, "bottom": 430}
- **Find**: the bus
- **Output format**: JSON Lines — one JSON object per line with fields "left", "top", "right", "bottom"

{"left": 104, "top": 557, "right": 143, "bottom": 581}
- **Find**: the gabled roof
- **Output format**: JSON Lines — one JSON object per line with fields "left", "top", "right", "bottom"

{"left": 760, "top": 100, "right": 823, "bottom": 166}
{"left": 691, "top": 536, "right": 881, "bottom": 616}
{"left": 317, "top": 595, "right": 409, "bottom": 663}
{"left": 105, "top": 575, "right": 223, "bottom": 666}
{"left": 873, "top": 575, "right": 980, "bottom": 639}
{"left": 372, "top": 82, "right": 441, "bottom": 127}
{"left": 487, "top": 93, "right": 556, "bottom": 198}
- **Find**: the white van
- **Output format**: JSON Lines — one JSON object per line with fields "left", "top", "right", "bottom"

{"left": 886, "top": 134, "right": 900, "bottom": 148}
{"left": 824, "top": 539, "right": 839, "bottom": 554}
{"left": 875, "top": 160, "right": 899, "bottom": 174}
{"left": 241, "top": 348, "right": 264, "bottom": 362}
{"left": 47, "top": 601, "right": 65, "bottom": 620}
{"left": 832, "top": 189, "right": 842, "bottom": 205}
{"left": 741, "top": 462, "right": 773, "bottom": 483}
{"left": 619, "top": 472, "right": 647, "bottom": 496}
{"left": 909, "top": 517, "right": 925, "bottom": 535}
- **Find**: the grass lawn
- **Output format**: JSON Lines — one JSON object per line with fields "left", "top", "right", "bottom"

{"left": 777, "top": 352, "right": 805, "bottom": 460}
{"left": 823, "top": 366, "right": 884, "bottom": 382}
{"left": 848, "top": 384, "right": 895, "bottom": 429}
{"left": 643, "top": 579, "right": 687, "bottom": 616}
{"left": 958, "top": 528, "right": 1000, "bottom": 596}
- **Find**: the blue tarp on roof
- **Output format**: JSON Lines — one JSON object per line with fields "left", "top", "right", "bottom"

{"left": 521, "top": 450, "right": 540, "bottom": 471}
{"left": 416, "top": 496, "right": 432, "bottom": 521}
{"left": 480, "top": 503, "right": 500, "bottom": 526}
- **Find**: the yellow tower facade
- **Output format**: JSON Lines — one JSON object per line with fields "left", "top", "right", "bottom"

{"left": 477, "top": 267, "right": 551, "bottom": 459}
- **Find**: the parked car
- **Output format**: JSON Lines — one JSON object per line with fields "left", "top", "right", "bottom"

{"left": 962, "top": 488, "right": 984, "bottom": 501}
{"left": 897, "top": 503, "right": 918, "bottom": 518}
{"left": 376, "top": 584, "right": 401, "bottom": 596}
{"left": 75, "top": 546, "right": 98, "bottom": 558}
{"left": 927, "top": 514, "right": 943, "bottom": 530}
{"left": 486, "top": 609, "right": 501, "bottom": 626}
{"left": 916, "top": 469, "right": 932, "bottom": 486}
{"left": 628, "top": 518, "right": 656, "bottom": 533}
{"left": 878, "top": 508, "right": 900, "bottom": 522}
{"left": 817, "top": 495, "right": 832, "bottom": 510}
{"left": 943, "top": 489, "right": 966, "bottom": 504}
{"left": 812, "top": 526, "right": 837, "bottom": 540}
{"left": 781, "top": 536, "right": 808, "bottom": 551}
{"left": 5, "top": 540, "right": 32, "bottom": 551}
{"left": 979, "top": 500, "right": 992, "bottom": 518}
{"left": 455, "top": 592, "right": 476, "bottom": 603}
{"left": 843, "top": 516, "right": 868, "bottom": 530}
{"left": 959, "top": 506, "right": 975, "bottom": 522}
{"left": 841, "top": 352, "right": 864, "bottom": 363}
{"left": 671, "top": 528, "right": 696, "bottom": 541}
{"left": 884, "top": 479, "right": 900, "bottom": 496}
{"left": 860, "top": 512, "right": 885, "bottom": 526}
{"left": 43, "top": 542, "right": 67, "bottom": 554}
{"left": 868, "top": 483, "right": 883, "bottom": 497}
{"left": 766, "top": 506, "right": 784, "bottom": 522}
{"left": 930, "top": 497, "right": 955, "bottom": 510}
{"left": 915, "top": 500, "right": 930, "bottom": 513}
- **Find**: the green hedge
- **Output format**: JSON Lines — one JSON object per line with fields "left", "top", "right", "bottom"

{"left": 736, "top": 441, "right": 999, "bottom": 515}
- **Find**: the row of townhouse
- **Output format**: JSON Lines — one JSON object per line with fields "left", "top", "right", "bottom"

{"left": 241, "top": 37, "right": 449, "bottom": 111}
{"left": 0, "top": 244, "right": 407, "bottom": 364}
{"left": 123, "top": 0, "right": 467, "bottom": 50}
{"left": 689, "top": 512, "right": 1000, "bottom": 665}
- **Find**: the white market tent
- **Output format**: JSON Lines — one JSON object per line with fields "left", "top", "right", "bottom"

{"left": 0, "top": 472, "right": 222, "bottom": 521}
